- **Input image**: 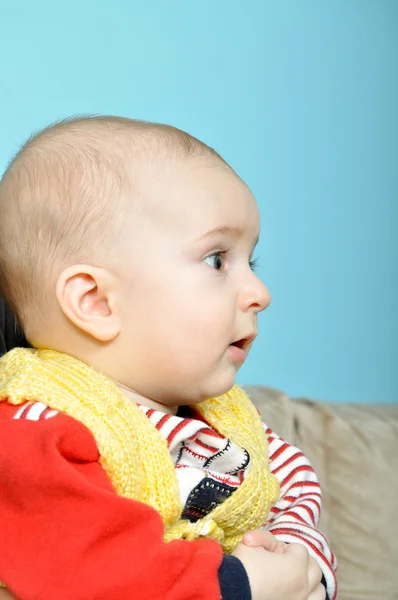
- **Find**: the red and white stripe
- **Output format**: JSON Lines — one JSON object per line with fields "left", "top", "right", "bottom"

{"left": 138, "top": 405, "right": 222, "bottom": 451}
{"left": 264, "top": 424, "right": 337, "bottom": 600}
{"left": 13, "top": 401, "right": 59, "bottom": 421}
{"left": 138, "top": 404, "right": 249, "bottom": 504}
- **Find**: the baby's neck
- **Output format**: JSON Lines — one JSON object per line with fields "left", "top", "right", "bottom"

{"left": 117, "top": 382, "right": 178, "bottom": 415}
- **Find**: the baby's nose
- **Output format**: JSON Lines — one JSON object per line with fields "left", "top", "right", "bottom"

{"left": 239, "top": 277, "right": 271, "bottom": 313}
{"left": 255, "top": 280, "right": 272, "bottom": 312}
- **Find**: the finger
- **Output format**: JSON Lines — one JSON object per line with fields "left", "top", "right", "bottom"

{"left": 307, "top": 556, "right": 323, "bottom": 591}
{"left": 273, "top": 542, "right": 286, "bottom": 554}
{"left": 242, "top": 529, "right": 278, "bottom": 552}
{"left": 307, "top": 582, "right": 326, "bottom": 600}
{"left": 284, "top": 542, "right": 310, "bottom": 562}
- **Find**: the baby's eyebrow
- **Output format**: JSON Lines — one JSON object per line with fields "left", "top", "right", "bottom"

{"left": 195, "top": 226, "right": 259, "bottom": 250}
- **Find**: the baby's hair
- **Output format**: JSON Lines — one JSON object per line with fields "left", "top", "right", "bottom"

{"left": 0, "top": 115, "right": 226, "bottom": 336}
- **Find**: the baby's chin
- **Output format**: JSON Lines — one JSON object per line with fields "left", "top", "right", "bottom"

{"left": 188, "top": 368, "right": 237, "bottom": 404}
{"left": 133, "top": 360, "right": 238, "bottom": 408}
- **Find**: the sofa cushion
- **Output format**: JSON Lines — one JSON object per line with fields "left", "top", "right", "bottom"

{"left": 244, "top": 386, "right": 398, "bottom": 600}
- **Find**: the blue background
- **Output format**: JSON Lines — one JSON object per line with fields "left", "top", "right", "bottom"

{"left": 1, "top": 1, "right": 397, "bottom": 402}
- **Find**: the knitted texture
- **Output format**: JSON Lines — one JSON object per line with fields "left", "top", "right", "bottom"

{"left": 0, "top": 348, "right": 279, "bottom": 554}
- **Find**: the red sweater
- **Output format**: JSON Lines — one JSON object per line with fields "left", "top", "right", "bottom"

{"left": 0, "top": 399, "right": 337, "bottom": 599}
{"left": 0, "top": 402, "right": 225, "bottom": 600}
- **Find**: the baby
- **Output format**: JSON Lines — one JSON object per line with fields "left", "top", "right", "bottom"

{"left": 0, "top": 117, "right": 337, "bottom": 600}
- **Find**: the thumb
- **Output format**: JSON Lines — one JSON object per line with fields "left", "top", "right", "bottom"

{"left": 242, "top": 530, "right": 280, "bottom": 552}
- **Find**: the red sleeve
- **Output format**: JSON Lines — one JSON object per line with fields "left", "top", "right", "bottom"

{"left": 0, "top": 404, "right": 223, "bottom": 600}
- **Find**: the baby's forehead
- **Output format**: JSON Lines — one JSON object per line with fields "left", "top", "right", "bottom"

{"left": 142, "top": 159, "right": 260, "bottom": 244}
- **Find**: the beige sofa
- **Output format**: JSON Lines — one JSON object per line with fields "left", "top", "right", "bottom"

{"left": 245, "top": 385, "right": 398, "bottom": 600}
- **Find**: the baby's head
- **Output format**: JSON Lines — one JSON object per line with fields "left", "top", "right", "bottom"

{"left": 0, "top": 116, "right": 270, "bottom": 410}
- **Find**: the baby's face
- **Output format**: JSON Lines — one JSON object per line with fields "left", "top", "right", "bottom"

{"left": 114, "top": 158, "right": 271, "bottom": 406}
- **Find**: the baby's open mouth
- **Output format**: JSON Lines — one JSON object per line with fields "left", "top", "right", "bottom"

{"left": 230, "top": 331, "right": 256, "bottom": 351}
{"left": 230, "top": 338, "right": 246, "bottom": 349}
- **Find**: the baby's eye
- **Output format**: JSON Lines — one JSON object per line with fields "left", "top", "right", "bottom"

{"left": 204, "top": 252, "right": 225, "bottom": 271}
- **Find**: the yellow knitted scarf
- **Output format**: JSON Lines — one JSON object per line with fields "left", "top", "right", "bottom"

{"left": 0, "top": 347, "right": 279, "bottom": 553}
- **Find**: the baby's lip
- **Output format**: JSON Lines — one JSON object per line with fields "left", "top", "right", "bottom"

{"left": 230, "top": 332, "right": 257, "bottom": 350}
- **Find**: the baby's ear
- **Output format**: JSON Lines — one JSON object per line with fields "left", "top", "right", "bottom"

{"left": 56, "top": 265, "right": 121, "bottom": 342}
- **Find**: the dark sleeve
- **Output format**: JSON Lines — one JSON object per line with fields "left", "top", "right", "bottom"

{"left": 218, "top": 555, "right": 251, "bottom": 600}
